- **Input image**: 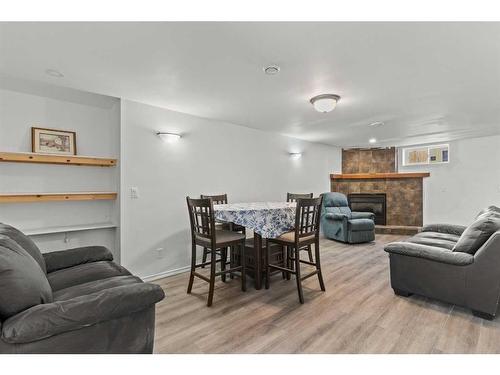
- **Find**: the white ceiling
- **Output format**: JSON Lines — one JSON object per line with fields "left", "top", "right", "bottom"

{"left": 1, "top": 22, "right": 499, "bottom": 147}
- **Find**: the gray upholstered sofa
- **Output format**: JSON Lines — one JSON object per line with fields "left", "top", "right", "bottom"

{"left": 0, "top": 223, "right": 165, "bottom": 353}
{"left": 384, "top": 206, "right": 500, "bottom": 319}
{"left": 321, "top": 192, "right": 376, "bottom": 244}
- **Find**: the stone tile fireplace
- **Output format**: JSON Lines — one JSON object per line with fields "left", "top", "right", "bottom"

{"left": 331, "top": 147, "right": 429, "bottom": 233}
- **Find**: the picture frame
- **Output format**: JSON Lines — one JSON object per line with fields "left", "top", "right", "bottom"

{"left": 31, "top": 127, "right": 77, "bottom": 155}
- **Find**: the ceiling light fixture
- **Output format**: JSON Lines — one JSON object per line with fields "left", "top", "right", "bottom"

{"left": 263, "top": 65, "right": 280, "bottom": 75}
{"left": 45, "top": 69, "right": 64, "bottom": 78}
{"left": 368, "top": 121, "right": 384, "bottom": 127}
{"left": 369, "top": 138, "right": 377, "bottom": 144}
{"left": 289, "top": 152, "right": 302, "bottom": 159}
{"left": 157, "top": 132, "right": 181, "bottom": 143}
{"left": 310, "top": 94, "right": 341, "bottom": 113}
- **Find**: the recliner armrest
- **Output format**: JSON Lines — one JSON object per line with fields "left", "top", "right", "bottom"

{"left": 384, "top": 242, "right": 473, "bottom": 266}
{"left": 324, "top": 213, "right": 349, "bottom": 221}
{"left": 421, "top": 223, "right": 467, "bottom": 236}
{"left": 351, "top": 211, "right": 375, "bottom": 220}
{"left": 1, "top": 283, "right": 165, "bottom": 344}
{"left": 43, "top": 246, "right": 113, "bottom": 273}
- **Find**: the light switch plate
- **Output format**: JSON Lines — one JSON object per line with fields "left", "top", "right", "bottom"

{"left": 130, "top": 187, "right": 139, "bottom": 199}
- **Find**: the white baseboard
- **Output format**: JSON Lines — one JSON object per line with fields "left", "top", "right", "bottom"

{"left": 141, "top": 265, "right": 191, "bottom": 282}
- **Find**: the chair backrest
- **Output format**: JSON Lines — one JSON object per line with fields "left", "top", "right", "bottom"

{"left": 200, "top": 194, "right": 228, "bottom": 205}
{"left": 294, "top": 196, "right": 323, "bottom": 240}
{"left": 287, "top": 192, "right": 313, "bottom": 202}
{"left": 321, "top": 192, "right": 352, "bottom": 217}
{"left": 186, "top": 197, "right": 216, "bottom": 244}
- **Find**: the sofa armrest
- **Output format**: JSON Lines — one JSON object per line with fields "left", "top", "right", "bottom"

{"left": 324, "top": 212, "right": 349, "bottom": 221}
{"left": 384, "top": 242, "right": 473, "bottom": 266}
{"left": 1, "top": 283, "right": 165, "bottom": 344}
{"left": 421, "top": 223, "right": 467, "bottom": 236}
{"left": 43, "top": 246, "right": 113, "bottom": 273}
{"left": 351, "top": 211, "right": 375, "bottom": 220}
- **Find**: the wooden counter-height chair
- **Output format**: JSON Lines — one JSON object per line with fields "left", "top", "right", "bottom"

{"left": 266, "top": 196, "right": 325, "bottom": 304}
{"left": 287, "top": 192, "right": 314, "bottom": 262}
{"left": 200, "top": 194, "right": 246, "bottom": 269}
{"left": 186, "top": 197, "right": 246, "bottom": 307}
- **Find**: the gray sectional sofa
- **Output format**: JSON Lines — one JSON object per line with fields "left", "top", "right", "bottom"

{"left": 384, "top": 206, "right": 500, "bottom": 319}
{"left": 0, "top": 223, "right": 165, "bottom": 353}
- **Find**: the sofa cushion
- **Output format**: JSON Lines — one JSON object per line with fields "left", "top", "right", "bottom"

{"left": 453, "top": 213, "right": 500, "bottom": 254}
{"left": 53, "top": 275, "right": 144, "bottom": 301}
{"left": 414, "top": 231, "right": 461, "bottom": 243}
{"left": 0, "top": 235, "right": 53, "bottom": 320}
{"left": 348, "top": 218, "right": 375, "bottom": 232}
{"left": 0, "top": 223, "right": 46, "bottom": 273}
{"left": 475, "top": 205, "right": 500, "bottom": 219}
{"left": 406, "top": 235, "right": 456, "bottom": 250}
{"left": 47, "top": 261, "right": 131, "bottom": 291}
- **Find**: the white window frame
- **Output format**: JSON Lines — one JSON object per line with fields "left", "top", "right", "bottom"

{"left": 402, "top": 144, "right": 449, "bottom": 166}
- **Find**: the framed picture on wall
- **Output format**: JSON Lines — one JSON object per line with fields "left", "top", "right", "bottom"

{"left": 31, "top": 127, "right": 77, "bottom": 155}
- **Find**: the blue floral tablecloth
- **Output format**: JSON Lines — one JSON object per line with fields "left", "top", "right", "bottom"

{"left": 214, "top": 202, "right": 296, "bottom": 238}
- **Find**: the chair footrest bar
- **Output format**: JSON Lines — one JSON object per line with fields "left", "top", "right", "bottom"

{"left": 215, "top": 266, "right": 243, "bottom": 276}
{"left": 193, "top": 272, "right": 211, "bottom": 282}
{"left": 300, "top": 270, "right": 319, "bottom": 281}
{"left": 269, "top": 264, "right": 295, "bottom": 274}
{"left": 299, "top": 259, "right": 316, "bottom": 266}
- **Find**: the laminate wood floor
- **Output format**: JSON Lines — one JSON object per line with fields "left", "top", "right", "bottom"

{"left": 153, "top": 234, "right": 500, "bottom": 353}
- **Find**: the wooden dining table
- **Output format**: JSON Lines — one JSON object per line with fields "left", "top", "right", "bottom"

{"left": 213, "top": 201, "right": 297, "bottom": 290}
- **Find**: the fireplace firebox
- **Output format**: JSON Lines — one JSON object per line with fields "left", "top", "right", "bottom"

{"left": 348, "top": 193, "right": 387, "bottom": 225}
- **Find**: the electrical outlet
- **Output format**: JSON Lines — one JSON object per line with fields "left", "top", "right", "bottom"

{"left": 130, "top": 187, "right": 139, "bottom": 199}
{"left": 155, "top": 247, "right": 164, "bottom": 259}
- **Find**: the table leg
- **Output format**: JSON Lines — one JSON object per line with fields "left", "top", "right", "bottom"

{"left": 254, "top": 233, "right": 263, "bottom": 290}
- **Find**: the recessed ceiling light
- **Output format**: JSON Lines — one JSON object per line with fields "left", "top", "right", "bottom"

{"left": 45, "top": 69, "right": 64, "bottom": 78}
{"left": 310, "top": 94, "right": 341, "bottom": 113}
{"left": 369, "top": 138, "right": 377, "bottom": 144}
{"left": 368, "top": 121, "right": 384, "bottom": 127}
{"left": 263, "top": 65, "right": 280, "bottom": 75}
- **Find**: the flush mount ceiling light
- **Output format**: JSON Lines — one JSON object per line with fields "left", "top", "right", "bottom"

{"left": 45, "top": 69, "right": 64, "bottom": 78}
{"left": 289, "top": 152, "right": 302, "bottom": 159}
{"left": 310, "top": 94, "right": 341, "bottom": 113}
{"left": 369, "top": 138, "right": 377, "bottom": 144}
{"left": 157, "top": 132, "right": 181, "bottom": 143}
{"left": 263, "top": 65, "right": 280, "bottom": 75}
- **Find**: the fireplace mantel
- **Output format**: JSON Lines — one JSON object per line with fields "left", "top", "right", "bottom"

{"left": 330, "top": 172, "right": 430, "bottom": 180}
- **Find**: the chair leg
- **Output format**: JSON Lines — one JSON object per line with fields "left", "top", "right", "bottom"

{"left": 230, "top": 245, "right": 235, "bottom": 279}
{"left": 221, "top": 247, "right": 227, "bottom": 282}
{"left": 207, "top": 247, "right": 217, "bottom": 307}
{"left": 307, "top": 245, "right": 314, "bottom": 263}
{"left": 314, "top": 241, "right": 326, "bottom": 291}
{"left": 187, "top": 242, "right": 196, "bottom": 294}
{"left": 265, "top": 239, "right": 271, "bottom": 289}
{"left": 201, "top": 247, "right": 208, "bottom": 268}
{"left": 241, "top": 240, "right": 247, "bottom": 292}
{"left": 286, "top": 246, "right": 292, "bottom": 280}
{"left": 294, "top": 246, "right": 304, "bottom": 304}
{"left": 281, "top": 245, "right": 287, "bottom": 280}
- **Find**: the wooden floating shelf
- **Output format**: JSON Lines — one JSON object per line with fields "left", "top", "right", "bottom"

{"left": 0, "top": 192, "right": 117, "bottom": 203}
{"left": 330, "top": 172, "right": 430, "bottom": 180}
{"left": 22, "top": 222, "right": 117, "bottom": 236}
{"left": 0, "top": 152, "right": 117, "bottom": 167}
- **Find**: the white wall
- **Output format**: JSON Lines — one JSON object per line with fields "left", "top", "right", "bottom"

{"left": 399, "top": 135, "right": 500, "bottom": 226}
{"left": 120, "top": 99, "right": 341, "bottom": 279}
{"left": 0, "top": 76, "right": 121, "bottom": 259}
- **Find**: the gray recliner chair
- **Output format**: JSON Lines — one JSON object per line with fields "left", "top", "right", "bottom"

{"left": 384, "top": 206, "right": 500, "bottom": 319}
{"left": 0, "top": 222, "right": 165, "bottom": 353}
{"left": 320, "top": 192, "right": 375, "bottom": 243}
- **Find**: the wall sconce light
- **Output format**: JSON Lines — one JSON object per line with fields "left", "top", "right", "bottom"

{"left": 289, "top": 152, "right": 302, "bottom": 160}
{"left": 157, "top": 132, "right": 181, "bottom": 143}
